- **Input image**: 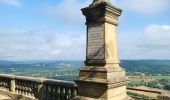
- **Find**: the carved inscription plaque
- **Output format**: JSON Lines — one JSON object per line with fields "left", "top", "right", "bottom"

{"left": 87, "top": 24, "right": 104, "bottom": 60}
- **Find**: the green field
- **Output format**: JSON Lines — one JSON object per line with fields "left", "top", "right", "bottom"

{"left": 147, "top": 76, "right": 170, "bottom": 79}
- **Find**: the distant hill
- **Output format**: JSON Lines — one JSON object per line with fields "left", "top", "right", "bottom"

{"left": 0, "top": 60, "right": 83, "bottom": 75}
{"left": 0, "top": 60, "right": 170, "bottom": 76}
{"left": 121, "top": 60, "right": 170, "bottom": 75}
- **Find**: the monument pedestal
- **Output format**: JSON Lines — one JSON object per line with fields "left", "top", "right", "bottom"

{"left": 75, "top": 0, "right": 129, "bottom": 100}
{"left": 75, "top": 65, "right": 128, "bottom": 100}
{"left": 74, "top": 86, "right": 127, "bottom": 100}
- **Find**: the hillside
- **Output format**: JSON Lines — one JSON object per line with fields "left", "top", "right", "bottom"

{"left": 121, "top": 60, "right": 170, "bottom": 75}
{"left": 0, "top": 60, "right": 170, "bottom": 77}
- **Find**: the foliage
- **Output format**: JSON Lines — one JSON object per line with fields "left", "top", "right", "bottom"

{"left": 127, "top": 92, "right": 153, "bottom": 100}
{"left": 121, "top": 60, "right": 170, "bottom": 76}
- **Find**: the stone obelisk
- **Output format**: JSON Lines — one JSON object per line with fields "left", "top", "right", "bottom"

{"left": 75, "top": 0, "right": 127, "bottom": 100}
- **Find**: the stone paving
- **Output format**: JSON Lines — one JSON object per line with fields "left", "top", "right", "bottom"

{"left": 0, "top": 94, "right": 11, "bottom": 100}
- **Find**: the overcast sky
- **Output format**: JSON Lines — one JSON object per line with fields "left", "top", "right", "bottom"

{"left": 0, "top": 0, "right": 170, "bottom": 61}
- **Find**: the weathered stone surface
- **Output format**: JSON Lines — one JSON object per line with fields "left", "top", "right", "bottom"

{"left": 75, "top": 0, "right": 128, "bottom": 100}
{"left": 87, "top": 23, "right": 104, "bottom": 60}
{"left": 0, "top": 74, "right": 78, "bottom": 100}
{"left": 0, "top": 94, "right": 11, "bottom": 100}
{"left": 158, "top": 94, "right": 170, "bottom": 100}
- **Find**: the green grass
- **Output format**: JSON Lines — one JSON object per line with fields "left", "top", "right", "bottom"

{"left": 147, "top": 76, "right": 170, "bottom": 79}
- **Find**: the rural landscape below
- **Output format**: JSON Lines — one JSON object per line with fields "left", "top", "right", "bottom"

{"left": 0, "top": 60, "right": 170, "bottom": 91}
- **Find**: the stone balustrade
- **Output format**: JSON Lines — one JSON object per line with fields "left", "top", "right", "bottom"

{"left": 158, "top": 94, "right": 170, "bottom": 100}
{"left": 0, "top": 74, "right": 169, "bottom": 100}
{"left": 0, "top": 74, "right": 78, "bottom": 100}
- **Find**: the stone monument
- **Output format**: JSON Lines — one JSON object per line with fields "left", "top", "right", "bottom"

{"left": 75, "top": 0, "right": 128, "bottom": 100}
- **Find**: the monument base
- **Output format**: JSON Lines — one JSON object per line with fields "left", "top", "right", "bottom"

{"left": 73, "top": 84, "right": 127, "bottom": 100}
{"left": 75, "top": 65, "right": 129, "bottom": 100}
{"left": 74, "top": 96, "right": 133, "bottom": 100}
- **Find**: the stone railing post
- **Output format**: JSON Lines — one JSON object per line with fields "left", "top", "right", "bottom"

{"left": 10, "top": 75, "right": 15, "bottom": 92}
{"left": 37, "top": 80, "right": 44, "bottom": 100}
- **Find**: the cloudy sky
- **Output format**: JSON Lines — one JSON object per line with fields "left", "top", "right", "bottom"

{"left": 0, "top": 0, "right": 170, "bottom": 61}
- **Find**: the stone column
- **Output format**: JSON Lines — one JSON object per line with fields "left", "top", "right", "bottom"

{"left": 75, "top": 0, "right": 128, "bottom": 100}
{"left": 10, "top": 76, "right": 15, "bottom": 92}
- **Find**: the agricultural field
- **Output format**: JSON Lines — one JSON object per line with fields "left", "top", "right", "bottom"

{"left": 147, "top": 76, "right": 170, "bottom": 80}
{"left": 128, "top": 75, "right": 170, "bottom": 91}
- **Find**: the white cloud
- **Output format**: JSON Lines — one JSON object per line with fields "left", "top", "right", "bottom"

{"left": 119, "top": 24, "right": 170, "bottom": 59}
{"left": 144, "top": 24, "right": 170, "bottom": 47}
{"left": 0, "top": 30, "right": 86, "bottom": 61}
{"left": 113, "top": 0, "right": 169, "bottom": 15}
{"left": 0, "top": 0, "right": 21, "bottom": 7}
{"left": 1, "top": 25, "right": 170, "bottom": 60}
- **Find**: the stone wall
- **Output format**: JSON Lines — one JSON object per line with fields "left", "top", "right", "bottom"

{"left": 158, "top": 94, "right": 170, "bottom": 100}
{"left": 0, "top": 74, "right": 78, "bottom": 100}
